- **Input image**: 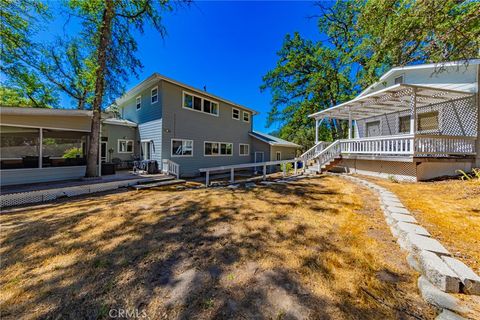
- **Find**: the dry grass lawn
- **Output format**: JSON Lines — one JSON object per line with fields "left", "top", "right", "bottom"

{"left": 362, "top": 176, "right": 480, "bottom": 274}
{"left": 0, "top": 176, "right": 435, "bottom": 319}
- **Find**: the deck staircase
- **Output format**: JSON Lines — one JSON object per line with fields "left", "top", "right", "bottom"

{"left": 301, "top": 140, "right": 343, "bottom": 175}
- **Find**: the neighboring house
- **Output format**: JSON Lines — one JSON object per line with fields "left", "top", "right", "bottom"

{"left": 304, "top": 60, "right": 480, "bottom": 181}
{"left": 112, "top": 73, "right": 299, "bottom": 177}
{"left": 0, "top": 74, "right": 299, "bottom": 186}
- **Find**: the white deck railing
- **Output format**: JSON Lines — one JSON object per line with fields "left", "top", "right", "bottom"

{"left": 199, "top": 158, "right": 302, "bottom": 186}
{"left": 300, "top": 141, "right": 331, "bottom": 161}
{"left": 302, "top": 134, "right": 477, "bottom": 166}
{"left": 162, "top": 159, "right": 180, "bottom": 179}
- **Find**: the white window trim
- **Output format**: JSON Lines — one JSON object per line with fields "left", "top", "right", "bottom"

{"left": 203, "top": 141, "right": 233, "bottom": 157}
{"left": 182, "top": 91, "right": 219, "bottom": 117}
{"left": 151, "top": 86, "right": 158, "bottom": 104}
{"left": 136, "top": 95, "right": 142, "bottom": 110}
{"left": 239, "top": 143, "right": 249, "bottom": 156}
{"left": 171, "top": 138, "right": 194, "bottom": 157}
{"left": 242, "top": 111, "right": 250, "bottom": 122}
{"left": 275, "top": 151, "right": 281, "bottom": 161}
{"left": 118, "top": 139, "right": 134, "bottom": 153}
{"left": 232, "top": 108, "right": 240, "bottom": 120}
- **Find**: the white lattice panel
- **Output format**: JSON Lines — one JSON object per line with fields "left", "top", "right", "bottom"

{"left": 338, "top": 159, "right": 417, "bottom": 182}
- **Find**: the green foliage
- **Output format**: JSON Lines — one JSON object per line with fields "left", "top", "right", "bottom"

{"left": 262, "top": 0, "right": 480, "bottom": 148}
{"left": 457, "top": 168, "right": 480, "bottom": 181}
{"left": 281, "top": 162, "right": 293, "bottom": 173}
{"left": 0, "top": 86, "right": 51, "bottom": 108}
{"left": 62, "top": 147, "right": 83, "bottom": 159}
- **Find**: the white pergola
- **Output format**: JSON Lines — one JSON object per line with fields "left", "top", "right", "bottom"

{"left": 309, "top": 83, "right": 474, "bottom": 142}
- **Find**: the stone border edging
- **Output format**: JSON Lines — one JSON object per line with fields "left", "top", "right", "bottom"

{"left": 340, "top": 174, "right": 480, "bottom": 320}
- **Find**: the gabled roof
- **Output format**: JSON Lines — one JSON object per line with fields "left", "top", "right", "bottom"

{"left": 114, "top": 73, "right": 258, "bottom": 115}
{"left": 249, "top": 131, "right": 301, "bottom": 148}
{"left": 102, "top": 118, "right": 138, "bottom": 127}
{"left": 359, "top": 59, "right": 480, "bottom": 97}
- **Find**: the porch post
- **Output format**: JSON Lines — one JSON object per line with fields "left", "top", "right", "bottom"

{"left": 315, "top": 118, "right": 319, "bottom": 144}
{"left": 39, "top": 128, "right": 43, "bottom": 168}
{"left": 410, "top": 88, "right": 417, "bottom": 155}
{"left": 98, "top": 123, "right": 102, "bottom": 177}
{"left": 348, "top": 109, "right": 352, "bottom": 139}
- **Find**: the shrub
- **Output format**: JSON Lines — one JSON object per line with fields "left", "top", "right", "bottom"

{"left": 456, "top": 168, "right": 480, "bottom": 181}
{"left": 62, "top": 147, "right": 83, "bottom": 159}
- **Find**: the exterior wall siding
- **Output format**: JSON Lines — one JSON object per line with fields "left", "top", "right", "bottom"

{"left": 0, "top": 166, "right": 87, "bottom": 186}
{"left": 138, "top": 119, "right": 163, "bottom": 163}
{"left": 120, "top": 80, "right": 162, "bottom": 124}
{"left": 251, "top": 138, "right": 271, "bottom": 162}
{"left": 160, "top": 80, "right": 253, "bottom": 177}
{"left": 102, "top": 124, "right": 139, "bottom": 162}
{"left": 270, "top": 146, "right": 298, "bottom": 161}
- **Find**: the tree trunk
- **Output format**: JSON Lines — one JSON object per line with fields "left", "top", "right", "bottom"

{"left": 85, "top": 0, "right": 114, "bottom": 177}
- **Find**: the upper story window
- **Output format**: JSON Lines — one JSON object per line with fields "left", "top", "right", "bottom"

{"left": 418, "top": 111, "right": 439, "bottom": 131}
{"left": 232, "top": 108, "right": 240, "bottom": 120}
{"left": 399, "top": 115, "right": 411, "bottom": 133}
{"left": 242, "top": 111, "right": 250, "bottom": 122}
{"left": 276, "top": 151, "right": 281, "bottom": 161}
{"left": 171, "top": 139, "right": 193, "bottom": 157}
{"left": 118, "top": 139, "right": 134, "bottom": 153}
{"left": 394, "top": 75, "right": 404, "bottom": 84}
{"left": 136, "top": 96, "right": 141, "bottom": 110}
{"left": 151, "top": 87, "right": 158, "bottom": 104}
{"left": 204, "top": 141, "right": 232, "bottom": 156}
{"left": 183, "top": 91, "right": 219, "bottom": 116}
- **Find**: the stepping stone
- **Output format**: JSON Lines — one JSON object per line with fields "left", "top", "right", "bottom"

{"left": 407, "top": 234, "right": 450, "bottom": 256}
{"left": 245, "top": 182, "right": 256, "bottom": 188}
{"left": 435, "top": 309, "right": 467, "bottom": 320}
{"left": 441, "top": 256, "right": 480, "bottom": 295}
{"left": 386, "top": 206, "right": 410, "bottom": 215}
{"left": 418, "top": 276, "right": 468, "bottom": 313}
{"left": 390, "top": 213, "right": 417, "bottom": 224}
{"left": 382, "top": 198, "right": 403, "bottom": 208}
{"left": 227, "top": 184, "right": 240, "bottom": 189}
{"left": 418, "top": 250, "right": 461, "bottom": 293}
{"left": 396, "top": 222, "right": 430, "bottom": 237}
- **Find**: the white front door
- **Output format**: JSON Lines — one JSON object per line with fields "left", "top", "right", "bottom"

{"left": 100, "top": 142, "right": 108, "bottom": 163}
{"left": 141, "top": 141, "right": 151, "bottom": 160}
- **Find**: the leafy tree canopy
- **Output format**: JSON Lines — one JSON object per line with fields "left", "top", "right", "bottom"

{"left": 262, "top": 0, "right": 480, "bottom": 149}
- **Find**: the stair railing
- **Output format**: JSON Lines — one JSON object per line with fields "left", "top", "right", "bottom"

{"left": 300, "top": 141, "right": 331, "bottom": 163}
{"left": 315, "top": 140, "right": 342, "bottom": 171}
{"left": 162, "top": 159, "right": 180, "bottom": 179}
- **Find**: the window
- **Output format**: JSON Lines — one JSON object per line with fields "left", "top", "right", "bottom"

{"left": 204, "top": 141, "right": 233, "bottom": 156}
{"left": 184, "top": 93, "right": 193, "bottom": 109}
{"left": 171, "top": 139, "right": 193, "bottom": 157}
{"left": 182, "top": 91, "right": 219, "bottom": 116}
{"left": 151, "top": 87, "right": 158, "bottom": 104}
{"left": 418, "top": 111, "right": 439, "bottom": 131}
{"left": 136, "top": 96, "right": 141, "bottom": 110}
{"left": 276, "top": 151, "right": 281, "bottom": 161}
{"left": 193, "top": 96, "right": 202, "bottom": 111}
{"left": 118, "top": 139, "right": 134, "bottom": 153}
{"left": 0, "top": 126, "right": 88, "bottom": 169}
{"left": 394, "top": 75, "right": 404, "bottom": 84}
{"left": 239, "top": 144, "right": 249, "bottom": 156}
{"left": 232, "top": 108, "right": 240, "bottom": 120}
{"left": 243, "top": 111, "right": 250, "bottom": 122}
{"left": 398, "top": 115, "right": 411, "bottom": 133}
{"left": 366, "top": 120, "right": 381, "bottom": 137}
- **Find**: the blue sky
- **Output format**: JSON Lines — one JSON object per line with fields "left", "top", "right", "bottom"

{"left": 56, "top": 1, "right": 326, "bottom": 133}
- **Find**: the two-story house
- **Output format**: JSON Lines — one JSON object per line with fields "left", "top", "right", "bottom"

{"left": 110, "top": 73, "right": 300, "bottom": 177}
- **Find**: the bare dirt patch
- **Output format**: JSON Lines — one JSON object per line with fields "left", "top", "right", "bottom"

{"left": 0, "top": 176, "right": 435, "bottom": 319}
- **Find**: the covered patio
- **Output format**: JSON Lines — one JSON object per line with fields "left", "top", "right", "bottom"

{"left": 308, "top": 84, "right": 477, "bottom": 158}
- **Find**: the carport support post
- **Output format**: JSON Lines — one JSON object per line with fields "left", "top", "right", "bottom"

{"left": 294, "top": 161, "right": 298, "bottom": 175}
{"left": 262, "top": 164, "right": 267, "bottom": 180}
{"left": 205, "top": 171, "right": 210, "bottom": 187}
{"left": 230, "top": 168, "right": 234, "bottom": 183}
